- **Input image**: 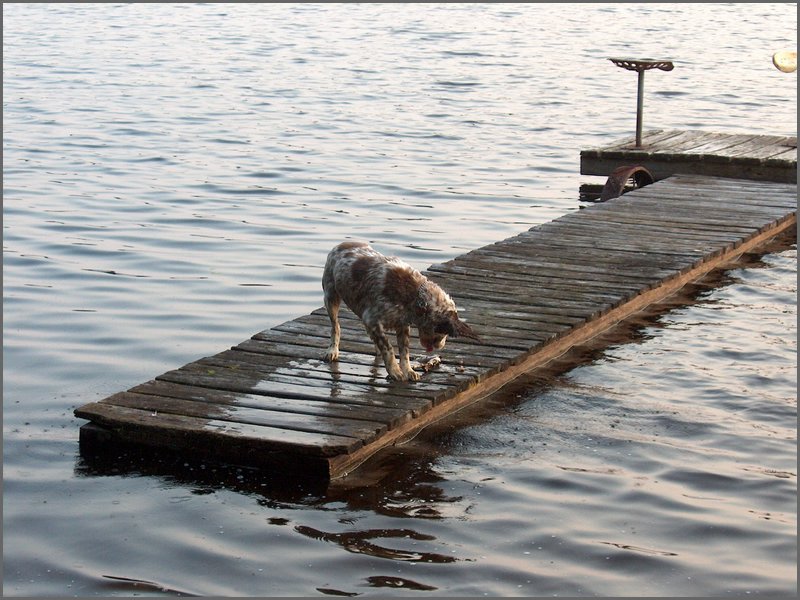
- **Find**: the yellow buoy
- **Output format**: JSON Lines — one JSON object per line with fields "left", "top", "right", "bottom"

{"left": 772, "top": 49, "right": 797, "bottom": 73}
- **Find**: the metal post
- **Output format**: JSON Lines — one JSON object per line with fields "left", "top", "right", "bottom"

{"left": 608, "top": 58, "right": 674, "bottom": 149}
{"left": 636, "top": 70, "right": 645, "bottom": 147}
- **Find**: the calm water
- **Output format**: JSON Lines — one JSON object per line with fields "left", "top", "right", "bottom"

{"left": 3, "top": 3, "right": 797, "bottom": 597}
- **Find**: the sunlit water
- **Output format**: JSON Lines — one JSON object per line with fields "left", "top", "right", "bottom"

{"left": 3, "top": 3, "right": 796, "bottom": 597}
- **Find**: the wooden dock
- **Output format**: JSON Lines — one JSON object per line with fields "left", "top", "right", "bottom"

{"left": 75, "top": 174, "right": 797, "bottom": 480}
{"left": 581, "top": 130, "right": 797, "bottom": 183}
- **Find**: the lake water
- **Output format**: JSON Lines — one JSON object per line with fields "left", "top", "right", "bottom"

{"left": 3, "top": 3, "right": 796, "bottom": 597}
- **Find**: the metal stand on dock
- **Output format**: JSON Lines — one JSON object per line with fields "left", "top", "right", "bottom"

{"left": 609, "top": 58, "right": 674, "bottom": 147}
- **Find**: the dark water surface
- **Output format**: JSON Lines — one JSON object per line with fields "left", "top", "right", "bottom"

{"left": 4, "top": 4, "right": 796, "bottom": 597}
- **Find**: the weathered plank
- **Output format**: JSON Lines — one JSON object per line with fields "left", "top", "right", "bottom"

{"left": 75, "top": 173, "right": 797, "bottom": 480}
{"left": 131, "top": 380, "right": 415, "bottom": 428}
{"left": 677, "top": 133, "right": 759, "bottom": 156}
{"left": 154, "top": 364, "right": 440, "bottom": 414}
{"left": 99, "top": 391, "right": 390, "bottom": 442}
{"left": 196, "top": 350, "right": 474, "bottom": 389}
{"left": 581, "top": 130, "right": 797, "bottom": 183}
{"left": 75, "top": 402, "right": 364, "bottom": 457}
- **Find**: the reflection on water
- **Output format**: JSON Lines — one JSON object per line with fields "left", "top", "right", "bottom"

{"left": 3, "top": 2, "right": 796, "bottom": 597}
{"left": 294, "top": 525, "right": 460, "bottom": 564}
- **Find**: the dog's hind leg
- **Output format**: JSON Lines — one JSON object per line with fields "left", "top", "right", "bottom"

{"left": 397, "top": 325, "right": 420, "bottom": 381}
{"left": 323, "top": 282, "right": 341, "bottom": 363}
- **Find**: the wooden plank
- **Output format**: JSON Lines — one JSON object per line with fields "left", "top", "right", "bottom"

{"left": 287, "top": 310, "right": 568, "bottom": 344}
{"left": 311, "top": 304, "right": 582, "bottom": 328}
{"left": 234, "top": 336, "right": 510, "bottom": 371}
{"left": 130, "top": 380, "right": 415, "bottom": 428}
{"left": 100, "top": 391, "right": 389, "bottom": 443}
{"left": 430, "top": 264, "right": 649, "bottom": 296}
{"left": 624, "top": 185, "right": 798, "bottom": 210}
{"left": 181, "top": 358, "right": 454, "bottom": 401}
{"left": 581, "top": 129, "right": 680, "bottom": 154}
{"left": 581, "top": 130, "right": 683, "bottom": 156}
{"left": 196, "top": 349, "right": 476, "bottom": 389}
{"left": 591, "top": 130, "right": 707, "bottom": 159}
{"left": 75, "top": 402, "right": 363, "bottom": 458}
{"left": 476, "top": 237, "right": 708, "bottom": 267}
{"left": 427, "top": 284, "right": 616, "bottom": 320}
{"left": 719, "top": 136, "right": 796, "bottom": 159}
{"left": 633, "top": 173, "right": 798, "bottom": 199}
{"left": 677, "top": 133, "right": 759, "bottom": 156}
{"left": 421, "top": 297, "right": 588, "bottom": 327}
{"left": 433, "top": 244, "right": 678, "bottom": 281}
{"left": 535, "top": 215, "right": 749, "bottom": 243}
{"left": 429, "top": 262, "right": 660, "bottom": 292}
{"left": 665, "top": 172, "right": 797, "bottom": 191}
{"left": 252, "top": 324, "right": 521, "bottom": 364}
{"left": 528, "top": 223, "right": 731, "bottom": 252}
{"left": 154, "top": 363, "right": 441, "bottom": 413}
{"left": 647, "top": 131, "right": 728, "bottom": 154}
{"left": 600, "top": 180, "right": 798, "bottom": 207}
{"left": 582, "top": 154, "right": 796, "bottom": 183}
{"left": 764, "top": 147, "right": 799, "bottom": 165}
{"left": 73, "top": 173, "right": 797, "bottom": 481}
{"left": 271, "top": 314, "right": 544, "bottom": 353}
{"left": 535, "top": 216, "right": 768, "bottom": 245}
{"left": 580, "top": 131, "right": 796, "bottom": 182}
{"left": 581, "top": 129, "right": 674, "bottom": 153}
{"left": 573, "top": 198, "right": 788, "bottom": 228}
{"left": 465, "top": 230, "right": 703, "bottom": 262}
{"left": 448, "top": 310, "right": 577, "bottom": 340}
{"left": 429, "top": 262, "right": 649, "bottom": 298}
{"left": 428, "top": 264, "right": 668, "bottom": 298}
{"left": 196, "top": 339, "right": 467, "bottom": 393}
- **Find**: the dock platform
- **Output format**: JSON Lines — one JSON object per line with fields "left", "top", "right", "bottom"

{"left": 75, "top": 174, "right": 797, "bottom": 480}
{"left": 581, "top": 130, "right": 797, "bottom": 183}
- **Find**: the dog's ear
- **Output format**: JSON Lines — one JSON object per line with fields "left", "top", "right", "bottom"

{"left": 436, "top": 312, "right": 481, "bottom": 342}
{"left": 434, "top": 320, "right": 456, "bottom": 335}
{"left": 450, "top": 315, "right": 481, "bottom": 342}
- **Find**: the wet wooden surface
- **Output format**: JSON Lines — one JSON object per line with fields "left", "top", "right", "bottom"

{"left": 581, "top": 130, "right": 797, "bottom": 183}
{"left": 75, "top": 174, "right": 797, "bottom": 479}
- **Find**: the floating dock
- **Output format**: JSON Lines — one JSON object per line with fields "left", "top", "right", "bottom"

{"left": 581, "top": 130, "right": 797, "bottom": 183}
{"left": 75, "top": 173, "right": 797, "bottom": 480}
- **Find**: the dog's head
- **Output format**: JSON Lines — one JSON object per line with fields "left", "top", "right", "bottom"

{"left": 415, "top": 282, "right": 481, "bottom": 353}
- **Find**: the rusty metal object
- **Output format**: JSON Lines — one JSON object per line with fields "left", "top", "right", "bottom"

{"left": 609, "top": 58, "right": 675, "bottom": 72}
{"left": 600, "top": 165, "right": 655, "bottom": 202}
{"left": 609, "top": 58, "right": 675, "bottom": 147}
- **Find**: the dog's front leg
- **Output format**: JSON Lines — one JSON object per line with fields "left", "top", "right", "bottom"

{"left": 397, "top": 325, "right": 420, "bottom": 381}
{"left": 322, "top": 285, "right": 341, "bottom": 362}
{"left": 365, "top": 322, "right": 404, "bottom": 381}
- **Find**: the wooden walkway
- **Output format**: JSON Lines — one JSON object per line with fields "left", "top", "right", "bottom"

{"left": 581, "top": 130, "right": 797, "bottom": 183}
{"left": 75, "top": 174, "right": 797, "bottom": 480}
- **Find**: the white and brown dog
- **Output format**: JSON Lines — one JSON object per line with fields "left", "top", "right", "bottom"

{"left": 322, "top": 241, "right": 479, "bottom": 381}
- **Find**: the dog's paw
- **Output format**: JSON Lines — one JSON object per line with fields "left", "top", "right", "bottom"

{"left": 323, "top": 347, "right": 339, "bottom": 362}
{"left": 405, "top": 369, "right": 421, "bottom": 382}
{"left": 385, "top": 366, "right": 405, "bottom": 381}
{"left": 389, "top": 367, "right": 420, "bottom": 382}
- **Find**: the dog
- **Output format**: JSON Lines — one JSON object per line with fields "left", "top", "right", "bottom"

{"left": 322, "top": 241, "right": 480, "bottom": 381}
